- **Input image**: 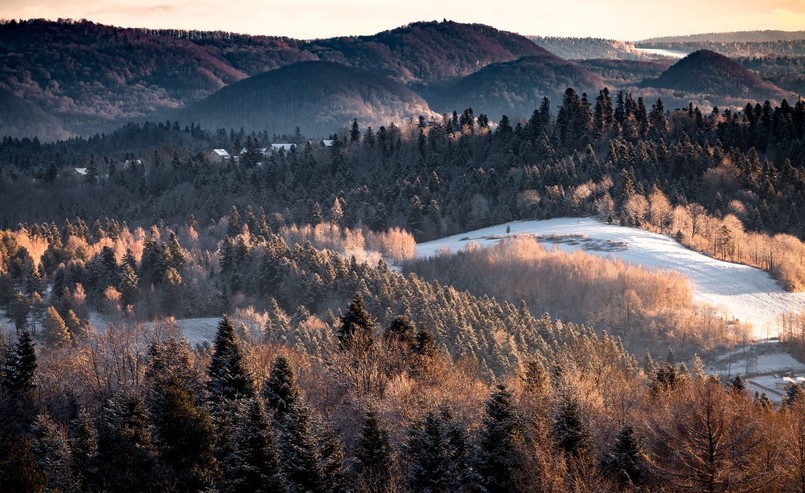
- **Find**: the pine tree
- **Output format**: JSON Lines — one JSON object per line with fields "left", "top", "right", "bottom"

{"left": 42, "top": 306, "right": 71, "bottom": 347}
{"left": 354, "top": 409, "right": 393, "bottom": 492}
{"left": 221, "top": 398, "right": 286, "bottom": 493}
{"left": 601, "top": 424, "right": 646, "bottom": 487}
{"left": 474, "top": 384, "right": 522, "bottom": 493}
{"left": 407, "top": 407, "right": 468, "bottom": 493}
{"left": 207, "top": 316, "right": 255, "bottom": 403}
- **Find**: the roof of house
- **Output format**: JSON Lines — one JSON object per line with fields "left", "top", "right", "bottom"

{"left": 211, "top": 149, "right": 231, "bottom": 157}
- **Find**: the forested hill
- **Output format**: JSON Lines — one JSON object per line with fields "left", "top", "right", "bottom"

{"left": 305, "top": 20, "right": 551, "bottom": 84}
{"left": 0, "top": 19, "right": 549, "bottom": 136}
{"left": 430, "top": 55, "right": 603, "bottom": 119}
{"left": 641, "top": 30, "right": 805, "bottom": 43}
{"left": 642, "top": 50, "right": 791, "bottom": 101}
{"left": 171, "top": 61, "right": 434, "bottom": 135}
{"left": 0, "top": 87, "right": 70, "bottom": 140}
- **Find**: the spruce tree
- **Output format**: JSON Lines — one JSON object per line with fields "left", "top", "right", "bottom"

{"left": 95, "top": 390, "right": 163, "bottom": 493}
{"left": 601, "top": 424, "right": 645, "bottom": 487}
{"left": 31, "top": 413, "right": 72, "bottom": 491}
{"left": 221, "top": 398, "right": 285, "bottom": 493}
{"left": 151, "top": 374, "right": 217, "bottom": 491}
{"left": 2, "top": 329, "right": 37, "bottom": 395}
{"left": 42, "top": 306, "right": 71, "bottom": 347}
{"left": 207, "top": 316, "right": 255, "bottom": 403}
{"left": 337, "top": 294, "right": 376, "bottom": 349}
{"left": 407, "top": 407, "right": 468, "bottom": 493}
{"left": 354, "top": 409, "right": 393, "bottom": 492}
{"left": 278, "top": 401, "right": 321, "bottom": 493}
{"left": 263, "top": 356, "right": 300, "bottom": 420}
{"left": 473, "top": 384, "right": 522, "bottom": 493}
{"left": 316, "top": 419, "right": 346, "bottom": 493}
{"left": 70, "top": 409, "right": 98, "bottom": 491}
{"left": 553, "top": 391, "right": 591, "bottom": 459}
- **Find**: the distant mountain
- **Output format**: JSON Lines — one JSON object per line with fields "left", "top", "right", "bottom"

{"left": 306, "top": 20, "right": 550, "bottom": 85}
{"left": 172, "top": 61, "right": 434, "bottom": 136}
{"left": 641, "top": 50, "right": 790, "bottom": 101}
{"left": 640, "top": 30, "right": 805, "bottom": 43}
{"left": 0, "top": 19, "right": 314, "bottom": 134}
{"left": 0, "top": 87, "right": 69, "bottom": 141}
{"left": 528, "top": 36, "right": 652, "bottom": 61}
{"left": 429, "top": 54, "right": 603, "bottom": 119}
{"left": 0, "top": 19, "right": 550, "bottom": 135}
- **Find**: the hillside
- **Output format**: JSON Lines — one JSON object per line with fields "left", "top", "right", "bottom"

{"left": 641, "top": 30, "right": 805, "bottom": 43}
{"left": 528, "top": 36, "right": 652, "bottom": 60}
{"left": 0, "top": 19, "right": 555, "bottom": 135}
{"left": 429, "top": 54, "right": 603, "bottom": 119}
{"left": 305, "top": 20, "right": 551, "bottom": 85}
{"left": 641, "top": 50, "right": 790, "bottom": 101}
{"left": 579, "top": 59, "right": 674, "bottom": 87}
{"left": 172, "top": 61, "right": 434, "bottom": 136}
{"left": 0, "top": 87, "right": 70, "bottom": 141}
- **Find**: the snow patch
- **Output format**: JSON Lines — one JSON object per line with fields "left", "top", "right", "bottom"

{"left": 415, "top": 218, "right": 805, "bottom": 339}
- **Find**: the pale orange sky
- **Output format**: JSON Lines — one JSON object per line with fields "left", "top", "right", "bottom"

{"left": 1, "top": 0, "right": 804, "bottom": 40}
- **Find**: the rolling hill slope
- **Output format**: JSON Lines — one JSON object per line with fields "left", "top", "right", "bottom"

{"left": 641, "top": 50, "right": 790, "bottom": 101}
{"left": 173, "top": 61, "right": 434, "bottom": 136}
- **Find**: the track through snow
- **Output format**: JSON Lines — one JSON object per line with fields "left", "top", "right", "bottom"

{"left": 415, "top": 218, "right": 805, "bottom": 339}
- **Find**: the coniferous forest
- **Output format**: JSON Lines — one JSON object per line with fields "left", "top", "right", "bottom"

{"left": 1, "top": 17, "right": 805, "bottom": 493}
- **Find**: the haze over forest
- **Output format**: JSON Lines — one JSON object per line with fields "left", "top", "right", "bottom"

{"left": 1, "top": 10, "right": 805, "bottom": 493}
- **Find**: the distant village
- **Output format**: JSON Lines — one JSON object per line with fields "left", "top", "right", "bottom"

{"left": 206, "top": 140, "right": 335, "bottom": 164}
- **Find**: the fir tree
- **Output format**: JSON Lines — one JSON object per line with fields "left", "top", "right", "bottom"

{"left": 473, "top": 384, "right": 522, "bottom": 493}
{"left": 354, "top": 409, "right": 393, "bottom": 492}
{"left": 207, "top": 316, "right": 255, "bottom": 403}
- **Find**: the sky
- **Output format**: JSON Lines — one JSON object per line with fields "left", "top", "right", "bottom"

{"left": 2, "top": 0, "right": 805, "bottom": 40}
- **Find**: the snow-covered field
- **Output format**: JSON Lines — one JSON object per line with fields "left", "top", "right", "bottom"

{"left": 415, "top": 218, "right": 805, "bottom": 339}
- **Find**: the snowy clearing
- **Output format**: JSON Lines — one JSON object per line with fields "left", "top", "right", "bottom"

{"left": 415, "top": 218, "right": 805, "bottom": 339}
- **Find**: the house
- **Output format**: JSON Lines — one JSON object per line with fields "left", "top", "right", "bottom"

{"left": 321, "top": 139, "right": 335, "bottom": 147}
{"left": 240, "top": 147, "right": 268, "bottom": 157}
{"left": 207, "top": 149, "right": 231, "bottom": 163}
{"left": 271, "top": 143, "right": 296, "bottom": 153}
{"left": 74, "top": 167, "right": 88, "bottom": 176}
